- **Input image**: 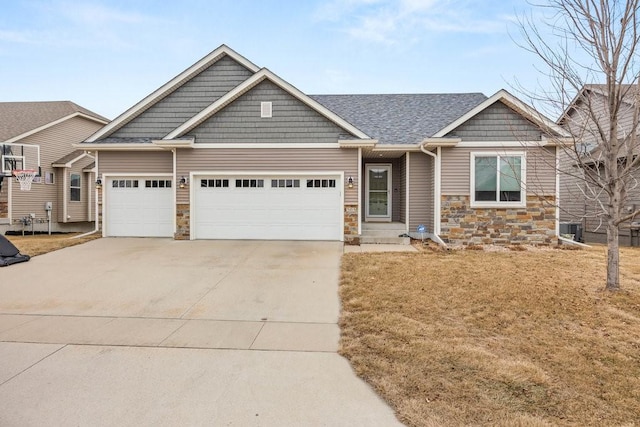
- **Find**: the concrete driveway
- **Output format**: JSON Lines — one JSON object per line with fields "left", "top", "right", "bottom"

{"left": 0, "top": 238, "right": 402, "bottom": 426}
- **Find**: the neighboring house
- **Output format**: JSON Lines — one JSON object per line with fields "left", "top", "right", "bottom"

{"left": 0, "top": 102, "right": 109, "bottom": 234}
{"left": 558, "top": 85, "right": 640, "bottom": 245}
{"left": 77, "top": 45, "right": 569, "bottom": 245}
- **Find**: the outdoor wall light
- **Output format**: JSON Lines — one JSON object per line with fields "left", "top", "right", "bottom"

{"left": 347, "top": 176, "right": 354, "bottom": 189}
{"left": 95, "top": 179, "right": 102, "bottom": 190}
{"left": 179, "top": 176, "right": 188, "bottom": 189}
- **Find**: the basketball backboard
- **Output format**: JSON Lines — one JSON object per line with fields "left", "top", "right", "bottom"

{"left": 1, "top": 143, "right": 41, "bottom": 177}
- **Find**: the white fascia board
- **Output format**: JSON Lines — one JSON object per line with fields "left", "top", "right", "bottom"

{"left": 86, "top": 45, "right": 260, "bottom": 143}
{"left": 73, "top": 143, "right": 165, "bottom": 151}
{"left": 338, "top": 139, "right": 377, "bottom": 148}
{"left": 152, "top": 138, "right": 195, "bottom": 149}
{"left": 166, "top": 68, "right": 370, "bottom": 140}
{"left": 190, "top": 142, "right": 341, "bottom": 149}
{"left": 372, "top": 144, "right": 422, "bottom": 152}
{"left": 421, "top": 137, "right": 461, "bottom": 149}
{"left": 6, "top": 113, "right": 109, "bottom": 143}
{"left": 456, "top": 141, "right": 550, "bottom": 148}
{"left": 433, "top": 89, "right": 572, "bottom": 139}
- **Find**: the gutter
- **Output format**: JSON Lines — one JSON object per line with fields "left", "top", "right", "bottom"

{"left": 419, "top": 143, "right": 447, "bottom": 248}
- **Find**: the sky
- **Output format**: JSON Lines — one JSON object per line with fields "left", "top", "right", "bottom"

{"left": 0, "top": 0, "right": 554, "bottom": 120}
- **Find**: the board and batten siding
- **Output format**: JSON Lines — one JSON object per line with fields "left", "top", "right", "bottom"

{"left": 176, "top": 148, "right": 358, "bottom": 204}
{"left": 111, "top": 55, "right": 254, "bottom": 139}
{"left": 11, "top": 116, "right": 103, "bottom": 225}
{"left": 98, "top": 151, "right": 173, "bottom": 175}
{"left": 440, "top": 146, "right": 556, "bottom": 196}
{"left": 190, "top": 80, "right": 350, "bottom": 144}
{"left": 408, "top": 152, "right": 433, "bottom": 233}
{"left": 446, "top": 101, "right": 543, "bottom": 141}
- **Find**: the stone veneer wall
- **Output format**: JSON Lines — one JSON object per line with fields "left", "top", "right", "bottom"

{"left": 175, "top": 204, "right": 190, "bottom": 240}
{"left": 344, "top": 204, "right": 359, "bottom": 245}
{"left": 440, "top": 195, "right": 557, "bottom": 246}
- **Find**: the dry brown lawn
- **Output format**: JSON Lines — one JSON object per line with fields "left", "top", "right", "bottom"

{"left": 6, "top": 233, "right": 101, "bottom": 257}
{"left": 340, "top": 245, "right": 640, "bottom": 426}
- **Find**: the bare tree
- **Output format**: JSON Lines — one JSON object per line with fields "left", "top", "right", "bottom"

{"left": 518, "top": 0, "right": 640, "bottom": 291}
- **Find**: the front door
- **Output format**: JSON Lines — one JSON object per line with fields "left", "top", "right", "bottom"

{"left": 365, "top": 164, "right": 392, "bottom": 221}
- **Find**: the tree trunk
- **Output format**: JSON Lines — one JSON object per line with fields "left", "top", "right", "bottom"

{"left": 606, "top": 219, "right": 620, "bottom": 291}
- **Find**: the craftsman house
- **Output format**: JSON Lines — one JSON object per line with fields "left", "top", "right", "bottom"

{"left": 78, "top": 45, "right": 569, "bottom": 245}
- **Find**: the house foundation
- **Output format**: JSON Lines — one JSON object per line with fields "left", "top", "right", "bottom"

{"left": 440, "top": 195, "right": 557, "bottom": 246}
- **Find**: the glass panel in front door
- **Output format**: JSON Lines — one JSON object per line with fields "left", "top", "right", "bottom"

{"left": 368, "top": 168, "right": 389, "bottom": 216}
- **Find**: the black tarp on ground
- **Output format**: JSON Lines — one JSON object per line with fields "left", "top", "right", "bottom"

{"left": 0, "top": 235, "right": 30, "bottom": 266}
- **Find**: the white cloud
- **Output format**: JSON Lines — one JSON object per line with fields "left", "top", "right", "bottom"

{"left": 316, "top": 0, "right": 514, "bottom": 44}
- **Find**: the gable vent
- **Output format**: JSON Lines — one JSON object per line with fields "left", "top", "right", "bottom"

{"left": 261, "top": 101, "right": 273, "bottom": 118}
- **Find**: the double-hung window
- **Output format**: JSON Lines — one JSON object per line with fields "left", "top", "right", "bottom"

{"left": 70, "top": 173, "right": 81, "bottom": 202}
{"left": 471, "top": 153, "right": 525, "bottom": 207}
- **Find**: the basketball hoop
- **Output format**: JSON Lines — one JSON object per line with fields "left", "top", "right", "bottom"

{"left": 13, "top": 169, "right": 37, "bottom": 191}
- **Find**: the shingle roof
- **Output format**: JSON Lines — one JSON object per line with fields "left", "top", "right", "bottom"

{"left": 0, "top": 101, "right": 108, "bottom": 142}
{"left": 52, "top": 150, "right": 87, "bottom": 166}
{"left": 310, "top": 93, "right": 488, "bottom": 144}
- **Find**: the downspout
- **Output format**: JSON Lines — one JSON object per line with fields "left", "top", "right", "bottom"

{"left": 420, "top": 144, "right": 447, "bottom": 247}
{"left": 71, "top": 151, "right": 100, "bottom": 239}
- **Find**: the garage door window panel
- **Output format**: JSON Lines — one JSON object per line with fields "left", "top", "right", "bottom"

{"left": 272, "top": 179, "right": 300, "bottom": 188}
{"left": 307, "top": 179, "right": 336, "bottom": 188}
{"left": 201, "top": 179, "right": 229, "bottom": 188}
{"left": 236, "top": 179, "right": 264, "bottom": 188}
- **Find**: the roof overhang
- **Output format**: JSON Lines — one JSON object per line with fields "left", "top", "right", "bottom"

{"left": 432, "top": 89, "right": 572, "bottom": 139}
{"left": 164, "top": 68, "right": 370, "bottom": 141}
{"left": 74, "top": 143, "right": 165, "bottom": 151}
{"left": 338, "top": 139, "right": 378, "bottom": 148}
{"left": 52, "top": 151, "right": 95, "bottom": 168}
{"left": 421, "top": 137, "right": 461, "bottom": 150}
{"left": 85, "top": 45, "right": 260, "bottom": 143}
{"left": 152, "top": 138, "right": 195, "bottom": 149}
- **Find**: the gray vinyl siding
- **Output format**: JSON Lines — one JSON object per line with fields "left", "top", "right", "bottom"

{"left": 190, "top": 80, "right": 349, "bottom": 144}
{"left": 111, "top": 56, "right": 254, "bottom": 139}
{"left": 10, "top": 116, "right": 103, "bottom": 226}
{"left": 446, "top": 101, "right": 543, "bottom": 141}
{"left": 408, "top": 152, "right": 433, "bottom": 233}
{"left": 398, "top": 154, "right": 407, "bottom": 223}
{"left": 98, "top": 151, "right": 173, "bottom": 175}
{"left": 441, "top": 146, "right": 556, "bottom": 196}
{"left": 558, "top": 147, "right": 586, "bottom": 222}
{"left": 176, "top": 148, "right": 358, "bottom": 204}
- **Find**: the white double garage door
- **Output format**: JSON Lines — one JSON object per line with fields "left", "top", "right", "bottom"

{"left": 105, "top": 174, "right": 343, "bottom": 241}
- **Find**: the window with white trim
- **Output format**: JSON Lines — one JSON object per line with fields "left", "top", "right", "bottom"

{"left": 471, "top": 153, "right": 525, "bottom": 206}
{"left": 70, "top": 173, "right": 81, "bottom": 202}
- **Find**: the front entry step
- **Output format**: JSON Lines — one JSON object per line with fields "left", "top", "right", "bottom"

{"left": 360, "top": 222, "right": 410, "bottom": 245}
{"left": 360, "top": 235, "right": 411, "bottom": 245}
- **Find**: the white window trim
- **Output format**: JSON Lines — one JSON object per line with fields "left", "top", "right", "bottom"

{"left": 470, "top": 151, "right": 526, "bottom": 208}
{"left": 70, "top": 173, "right": 81, "bottom": 202}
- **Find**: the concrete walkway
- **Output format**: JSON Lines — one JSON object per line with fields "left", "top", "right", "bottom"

{"left": 0, "top": 239, "right": 402, "bottom": 426}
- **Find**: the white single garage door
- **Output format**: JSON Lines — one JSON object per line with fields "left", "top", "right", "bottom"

{"left": 106, "top": 177, "right": 174, "bottom": 237}
{"left": 194, "top": 175, "right": 342, "bottom": 241}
